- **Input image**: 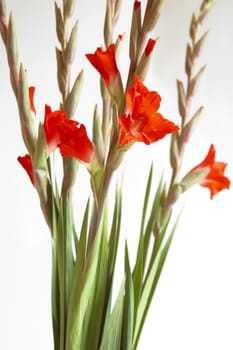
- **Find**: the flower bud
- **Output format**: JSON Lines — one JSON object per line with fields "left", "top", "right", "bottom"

{"left": 63, "top": 0, "right": 76, "bottom": 18}
{"left": 18, "top": 65, "right": 37, "bottom": 154}
{"left": 64, "top": 20, "right": 78, "bottom": 65}
{"left": 54, "top": 2, "right": 64, "bottom": 45}
{"left": 64, "top": 70, "right": 84, "bottom": 119}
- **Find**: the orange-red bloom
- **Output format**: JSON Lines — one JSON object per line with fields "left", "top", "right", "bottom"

{"left": 44, "top": 105, "right": 67, "bottom": 153}
{"left": 58, "top": 120, "right": 93, "bottom": 163}
{"left": 189, "top": 144, "right": 230, "bottom": 199}
{"left": 44, "top": 105, "right": 93, "bottom": 163}
{"left": 86, "top": 44, "right": 119, "bottom": 86}
{"left": 17, "top": 154, "right": 34, "bottom": 185}
{"left": 119, "top": 76, "right": 179, "bottom": 146}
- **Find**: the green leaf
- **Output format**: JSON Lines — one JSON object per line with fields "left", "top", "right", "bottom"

{"left": 63, "top": 199, "right": 75, "bottom": 309}
{"left": 121, "top": 243, "right": 134, "bottom": 350}
{"left": 74, "top": 198, "right": 90, "bottom": 274}
{"left": 133, "top": 218, "right": 179, "bottom": 350}
{"left": 64, "top": 70, "right": 84, "bottom": 119}
{"left": 82, "top": 214, "right": 109, "bottom": 350}
{"left": 108, "top": 185, "right": 122, "bottom": 292}
{"left": 56, "top": 201, "right": 66, "bottom": 349}
{"left": 143, "top": 175, "right": 164, "bottom": 262}
{"left": 133, "top": 165, "right": 154, "bottom": 311}
{"left": 99, "top": 281, "right": 125, "bottom": 350}
{"left": 65, "top": 205, "right": 108, "bottom": 350}
{"left": 51, "top": 196, "right": 60, "bottom": 350}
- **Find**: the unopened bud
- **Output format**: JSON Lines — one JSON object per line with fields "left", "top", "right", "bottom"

{"left": 188, "top": 65, "right": 206, "bottom": 97}
{"left": 177, "top": 80, "right": 187, "bottom": 119}
{"left": 54, "top": 2, "right": 64, "bottom": 45}
{"left": 64, "top": 20, "right": 78, "bottom": 64}
{"left": 182, "top": 106, "right": 204, "bottom": 143}
{"left": 18, "top": 65, "right": 36, "bottom": 154}
{"left": 135, "top": 39, "right": 157, "bottom": 82}
{"left": 64, "top": 69, "right": 84, "bottom": 119}
{"left": 63, "top": 0, "right": 76, "bottom": 18}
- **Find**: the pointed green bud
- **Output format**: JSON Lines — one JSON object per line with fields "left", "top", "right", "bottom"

{"left": 188, "top": 65, "right": 206, "bottom": 97}
{"left": 190, "top": 13, "right": 197, "bottom": 43}
{"left": 92, "top": 104, "right": 104, "bottom": 161}
{"left": 177, "top": 80, "right": 187, "bottom": 119}
{"left": 64, "top": 69, "right": 84, "bottom": 119}
{"left": 7, "top": 13, "right": 19, "bottom": 94}
{"left": 34, "top": 123, "right": 49, "bottom": 169}
{"left": 64, "top": 20, "right": 78, "bottom": 64}
{"left": 182, "top": 106, "right": 204, "bottom": 143}
{"left": 63, "top": 0, "right": 76, "bottom": 18}
{"left": 198, "top": 0, "right": 215, "bottom": 25}
{"left": 135, "top": 38, "right": 156, "bottom": 82}
{"left": 185, "top": 43, "right": 193, "bottom": 77}
{"left": 104, "top": 1, "right": 112, "bottom": 47}
{"left": 89, "top": 147, "right": 105, "bottom": 200}
{"left": 142, "top": 0, "right": 165, "bottom": 33}
{"left": 56, "top": 47, "right": 67, "bottom": 97}
{"left": 0, "top": 0, "right": 7, "bottom": 44}
{"left": 18, "top": 64, "right": 36, "bottom": 154}
{"left": 109, "top": 74, "right": 124, "bottom": 113}
{"left": 129, "top": 1, "right": 141, "bottom": 61}
{"left": 114, "top": 0, "right": 123, "bottom": 24}
{"left": 55, "top": 2, "right": 64, "bottom": 45}
{"left": 193, "top": 30, "right": 209, "bottom": 58}
{"left": 7, "top": 13, "right": 18, "bottom": 67}
{"left": 170, "top": 132, "right": 180, "bottom": 170}
{"left": 0, "top": 0, "right": 6, "bottom": 19}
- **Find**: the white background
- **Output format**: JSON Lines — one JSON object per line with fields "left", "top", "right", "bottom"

{"left": 0, "top": 1, "right": 233, "bottom": 349}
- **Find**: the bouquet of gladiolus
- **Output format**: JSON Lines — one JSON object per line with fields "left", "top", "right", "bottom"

{"left": 0, "top": 0, "right": 230, "bottom": 349}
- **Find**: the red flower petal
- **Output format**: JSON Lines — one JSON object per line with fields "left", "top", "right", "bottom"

{"left": 58, "top": 120, "right": 93, "bottom": 163}
{"left": 145, "top": 38, "right": 156, "bottom": 57}
{"left": 29, "top": 86, "right": 36, "bottom": 114}
{"left": 44, "top": 105, "right": 67, "bottom": 152}
{"left": 17, "top": 154, "right": 34, "bottom": 185}
{"left": 86, "top": 44, "right": 119, "bottom": 86}
{"left": 119, "top": 76, "right": 179, "bottom": 146}
{"left": 134, "top": 1, "right": 141, "bottom": 10}
{"left": 190, "top": 144, "right": 231, "bottom": 199}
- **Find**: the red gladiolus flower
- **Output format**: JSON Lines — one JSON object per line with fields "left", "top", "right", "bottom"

{"left": 58, "top": 120, "right": 93, "bottom": 163}
{"left": 119, "top": 76, "right": 179, "bottom": 146}
{"left": 44, "top": 105, "right": 67, "bottom": 153}
{"left": 86, "top": 44, "right": 119, "bottom": 86}
{"left": 189, "top": 144, "right": 231, "bottom": 199}
{"left": 17, "top": 154, "right": 34, "bottom": 185}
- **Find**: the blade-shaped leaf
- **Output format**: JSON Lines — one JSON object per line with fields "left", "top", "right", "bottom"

{"left": 133, "top": 218, "right": 179, "bottom": 350}
{"left": 133, "top": 165, "right": 154, "bottom": 310}
{"left": 121, "top": 242, "right": 134, "bottom": 350}
{"left": 65, "top": 205, "right": 108, "bottom": 350}
{"left": 99, "top": 281, "right": 125, "bottom": 350}
{"left": 82, "top": 207, "right": 109, "bottom": 350}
